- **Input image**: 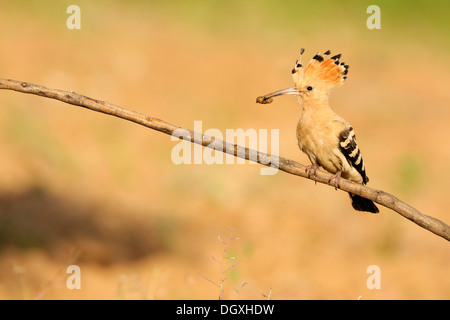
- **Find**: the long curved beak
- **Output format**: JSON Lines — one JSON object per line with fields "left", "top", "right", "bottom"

{"left": 256, "top": 87, "right": 301, "bottom": 104}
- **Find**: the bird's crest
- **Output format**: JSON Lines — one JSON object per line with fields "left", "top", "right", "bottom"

{"left": 292, "top": 49, "right": 349, "bottom": 90}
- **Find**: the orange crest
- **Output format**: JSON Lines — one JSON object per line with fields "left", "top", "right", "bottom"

{"left": 292, "top": 49, "right": 349, "bottom": 90}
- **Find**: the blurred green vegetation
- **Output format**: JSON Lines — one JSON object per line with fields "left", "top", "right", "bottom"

{"left": 138, "top": 0, "right": 450, "bottom": 39}
{"left": 7, "top": 107, "right": 76, "bottom": 171}
{"left": 3, "top": 0, "right": 449, "bottom": 47}
{"left": 395, "top": 151, "right": 425, "bottom": 196}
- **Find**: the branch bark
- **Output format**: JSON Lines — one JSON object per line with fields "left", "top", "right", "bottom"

{"left": 1, "top": 78, "right": 449, "bottom": 242}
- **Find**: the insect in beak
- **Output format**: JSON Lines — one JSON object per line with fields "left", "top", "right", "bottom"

{"left": 256, "top": 87, "right": 302, "bottom": 104}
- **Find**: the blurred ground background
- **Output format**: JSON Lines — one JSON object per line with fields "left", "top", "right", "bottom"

{"left": 0, "top": 0, "right": 449, "bottom": 299}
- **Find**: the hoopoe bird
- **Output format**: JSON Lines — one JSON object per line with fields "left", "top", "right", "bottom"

{"left": 256, "top": 49, "right": 379, "bottom": 213}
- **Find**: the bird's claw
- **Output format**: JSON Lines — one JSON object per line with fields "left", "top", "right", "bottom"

{"left": 305, "top": 164, "right": 319, "bottom": 184}
{"left": 328, "top": 171, "right": 342, "bottom": 190}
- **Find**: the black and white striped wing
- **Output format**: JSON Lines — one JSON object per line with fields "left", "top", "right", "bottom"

{"left": 338, "top": 127, "right": 369, "bottom": 184}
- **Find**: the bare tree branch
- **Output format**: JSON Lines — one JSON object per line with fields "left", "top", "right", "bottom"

{"left": 0, "top": 78, "right": 449, "bottom": 242}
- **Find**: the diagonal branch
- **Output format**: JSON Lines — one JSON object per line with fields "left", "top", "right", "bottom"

{"left": 0, "top": 78, "right": 449, "bottom": 242}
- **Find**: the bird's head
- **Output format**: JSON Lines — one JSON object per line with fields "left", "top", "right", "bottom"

{"left": 256, "top": 49, "right": 349, "bottom": 105}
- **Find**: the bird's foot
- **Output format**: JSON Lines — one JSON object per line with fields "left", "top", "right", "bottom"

{"left": 305, "top": 164, "right": 320, "bottom": 184}
{"left": 328, "top": 171, "right": 342, "bottom": 190}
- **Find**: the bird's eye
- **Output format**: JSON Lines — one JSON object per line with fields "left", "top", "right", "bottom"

{"left": 307, "top": 86, "right": 313, "bottom": 91}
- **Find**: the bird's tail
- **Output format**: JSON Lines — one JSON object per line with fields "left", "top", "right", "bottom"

{"left": 348, "top": 193, "right": 379, "bottom": 213}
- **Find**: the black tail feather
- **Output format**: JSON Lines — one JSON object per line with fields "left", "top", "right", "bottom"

{"left": 349, "top": 193, "right": 379, "bottom": 213}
